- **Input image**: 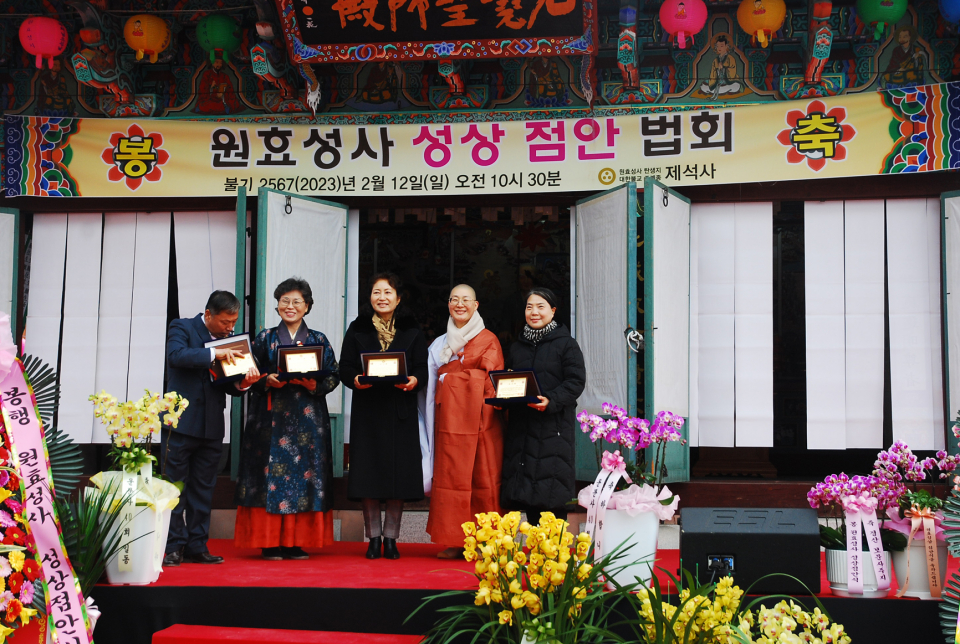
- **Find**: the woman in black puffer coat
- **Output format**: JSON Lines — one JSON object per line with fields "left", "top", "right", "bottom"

{"left": 501, "top": 288, "right": 586, "bottom": 521}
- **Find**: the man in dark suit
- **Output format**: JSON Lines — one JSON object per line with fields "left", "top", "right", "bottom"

{"left": 162, "top": 291, "right": 260, "bottom": 566}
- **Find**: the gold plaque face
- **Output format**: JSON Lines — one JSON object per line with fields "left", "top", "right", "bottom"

{"left": 367, "top": 357, "right": 400, "bottom": 377}
{"left": 221, "top": 352, "right": 256, "bottom": 378}
{"left": 496, "top": 377, "right": 528, "bottom": 399}
{"left": 285, "top": 352, "right": 319, "bottom": 374}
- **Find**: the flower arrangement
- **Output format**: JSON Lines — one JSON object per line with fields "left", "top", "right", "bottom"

{"left": 806, "top": 472, "right": 905, "bottom": 551}
{"left": 89, "top": 390, "right": 188, "bottom": 474}
{"left": 635, "top": 574, "right": 851, "bottom": 644}
{"left": 0, "top": 420, "right": 42, "bottom": 640}
{"left": 414, "top": 511, "right": 639, "bottom": 644}
{"left": 577, "top": 404, "right": 685, "bottom": 492}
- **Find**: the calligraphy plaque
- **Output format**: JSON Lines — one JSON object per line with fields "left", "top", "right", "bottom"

{"left": 273, "top": 0, "right": 594, "bottom": 64}
{"left": 496, "top": 376, "right": 528, "bottom": 399}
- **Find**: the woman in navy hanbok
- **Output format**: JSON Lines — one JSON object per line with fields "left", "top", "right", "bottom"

{"left": 234, "top": 277, "right": 340, "bottom": 560}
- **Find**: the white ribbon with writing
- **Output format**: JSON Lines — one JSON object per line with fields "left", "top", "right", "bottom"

{"left": 584, "top": 450, "right": 631, "bottom": 560}
{"left": 842, "top": 494, "right": 889, "bottom": 595}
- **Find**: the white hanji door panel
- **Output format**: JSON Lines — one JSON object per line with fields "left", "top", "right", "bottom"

{"left": 92, "top": 213, "right": 137, "bottom": 444}
{"left": 843, "top": 200, "right": 886, "bottom": 449}
{"left": 24, "top": 214, "right": 68, "bottom": 380}
{"left": 804, "top": 201, "right": 847, "bottom": 450}
{"left": 58, "top": 213, "right": 103, "bottom": 443}
{"left": 944, "top": 194, "right": 960, "bottom": 437}
{"left": 886, "top": 198, "right": 944, "bottom": 451}
{"left": 733, "top": 203, "right": 773, "bottom": 447}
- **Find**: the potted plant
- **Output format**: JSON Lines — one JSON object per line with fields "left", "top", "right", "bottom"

{"left": 88, "top": 390, "right": 185, "bottom": 585}
{"left": 807, "top": 473, "right": 903, "bottom": 597}
{"left": 627, "top": 572, "right": 852, "bottom": 644}
{"left": 576, "top": 405, "right": 684, "bottom": 587}
{"left": 873, "top": 439, "right": 955, "bottom": 599}
{"left": 411, "top": 511, "right": 640, "bottom": 644}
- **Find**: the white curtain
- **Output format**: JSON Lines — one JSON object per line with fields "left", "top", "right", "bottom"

{"left": 804, "top": 198, "right": 943, "bottom": 451}
{"left": 264, "top": 192, "right": 347, "bottom": 415}
{"left": 0, "top": 212, "right": 15, "bottom": 321}
{"left": 944, "top": 196, "right": 960, "bottom": 429}
{"left": 804, "top": 202, "right": 847, "bottom": 449}
{"left": 691, "top": 203, "right": 773, "bottom": 447}
{"left": 886, "top": 199, "right": 944, "bottom": 450}
{"left": 58, "top": 214, "right": 103, "bottom": 443}
{"left": 575, "top": 189, "right": 628, "bottom": 413}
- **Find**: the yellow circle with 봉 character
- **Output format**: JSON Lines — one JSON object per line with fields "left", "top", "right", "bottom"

{"left": 598, "top": 168, "right": 616, "bottom": 185}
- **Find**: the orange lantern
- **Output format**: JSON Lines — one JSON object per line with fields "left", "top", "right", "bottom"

{"left": 737, "top": 0, "right": 786, "bottom": 48}
{"left": 123, "top": 14, "right": 171, "bottom": 63}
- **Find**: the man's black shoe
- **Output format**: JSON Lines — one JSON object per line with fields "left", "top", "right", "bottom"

{"left": 162, "top": 549, "right": 183, "bottom": 567}
{"left": 282, "top": 546, "right": 309, "bottom": 560}
{"left": 383, "top": 537, "right": 400, "bottom": 560}
{"left": 365, "top": 537, "right": 382, "bottom": 559}
{"left": 183, "top": 551, "right": 224, "bottom": 564}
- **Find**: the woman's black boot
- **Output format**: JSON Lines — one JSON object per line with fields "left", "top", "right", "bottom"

{"left": 366, "top": 537, "right": 382, "bottom": 559}
{"left": 383, "top": 537, "right": 400, "bottom": 560}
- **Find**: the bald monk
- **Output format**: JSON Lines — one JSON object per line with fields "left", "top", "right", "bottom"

{"left": 421, "top": 284, "right": 505, "bottom": 558}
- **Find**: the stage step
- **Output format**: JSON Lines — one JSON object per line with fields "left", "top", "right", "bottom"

{"left": 152, "top": 625, "right": 423, "bottom": 644}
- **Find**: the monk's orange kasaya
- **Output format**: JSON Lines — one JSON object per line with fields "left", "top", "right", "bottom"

{"left": 426, "top": 329, "right": 505, "bottom": 547}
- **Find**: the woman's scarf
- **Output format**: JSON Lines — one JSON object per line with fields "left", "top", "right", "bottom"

{"left": 372, "top": 314, "right": 396, "bottom": 351}
{"left": 440, "top": 311, "right": 485, "bottom": 362}
{"left": 521, "top": 320, "right": 557, "bottom": 345}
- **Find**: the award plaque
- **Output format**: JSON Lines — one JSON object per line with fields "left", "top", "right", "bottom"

{"left": 358, "top": 351, "right": 409, "bottom": 385}
{"left": 277, "top": 345, "right": 331, "bottom": 381}
{"left": 205, "top": 334, "right": 256, "bottom": 384}
{"left": 485, "top": 370, "right": 543, "bottom": 406}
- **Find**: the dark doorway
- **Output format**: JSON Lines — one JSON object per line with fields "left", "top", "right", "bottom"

{"left": 357, "top": 206, "right": 572, "bottom": 355}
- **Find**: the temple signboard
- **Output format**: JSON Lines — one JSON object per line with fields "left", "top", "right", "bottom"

{"left": 273, "top": 0, "right": 595, "bottom": 63}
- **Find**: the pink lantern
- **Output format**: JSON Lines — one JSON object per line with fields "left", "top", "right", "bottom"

{"left": 659, "top": 0, "right": 708, "bottom": 49}
{"left": 19, "top": 17, "right": 68, "bottom": 69}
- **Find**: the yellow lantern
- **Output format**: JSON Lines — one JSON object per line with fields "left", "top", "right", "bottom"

{"left": 123, "top": 14, "right": 171, "bottom": 63}
{"left": 737, "top": 0, "right": 786, "bottom": 48}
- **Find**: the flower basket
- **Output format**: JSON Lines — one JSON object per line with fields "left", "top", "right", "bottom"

{"left": 91, "top": 471, "right": 179, "bottom": 586}
{"left": 824, "top": 549, "right": 891, "bottom": 598}
{"left": 893, "top": 538, "right": 948, "bottom": 599}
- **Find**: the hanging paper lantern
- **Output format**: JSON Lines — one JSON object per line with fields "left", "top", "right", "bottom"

{"left": 659, "top": 0, "right": 708, "bottom": 49}
{"left": 123, "top": 15, "right": 171, "bottom": 63}
{"left": 196, "top": 14, "right": 242, "bottom": 63}
{"left": 737, "top": 0, "right": 786, "bottom": 48}
{"left": 18, "top": 17, "right": 68, "bottom": 69}
{"left": 856, "top": 0, "right": 908, "bottom": 40}
{"left": 941, "top": 0, "right": 960, "bottom": 24}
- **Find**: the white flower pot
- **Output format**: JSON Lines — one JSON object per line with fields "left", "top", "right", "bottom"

{"left": 892, "top": 538, "right": 948, "bottom": 600}
{"left": 824, "top": 548, "right": 891, "bottom": 598}
{"left": 104, "top": 505, "right": 172, "bottom": 585}
{"left": 45, "top": 596, "right": 99, "bottom": 644}
{"left": 601, "top": 509, "right": 659, "bottom": 588}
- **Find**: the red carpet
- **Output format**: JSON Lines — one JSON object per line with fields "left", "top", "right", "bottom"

{"left": 129, "top": 539, "right": 959, "bottom": 599}
{"left": 152, "top": 625, "right": 423, "bottom": 644}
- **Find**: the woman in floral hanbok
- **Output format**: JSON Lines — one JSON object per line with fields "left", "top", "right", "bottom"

{"left": 234, "top": 277, "right": 340, "bottom": 560}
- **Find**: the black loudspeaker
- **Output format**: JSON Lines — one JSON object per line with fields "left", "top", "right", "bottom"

{"left": 679, "top": 507, "right": 821, "bottom": 594}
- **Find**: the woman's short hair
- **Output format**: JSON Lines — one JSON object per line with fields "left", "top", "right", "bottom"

{"left": 274, "top": 277, "right": 314, "bottom": 314}
{"left": 369, "top": 272, "right": 402, "bottom": 293}
{"left": 526, "top": 287, "right": 558, "bottom": 310}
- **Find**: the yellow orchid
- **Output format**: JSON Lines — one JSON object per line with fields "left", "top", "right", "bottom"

{"left": 513, "top": 551, "right": 527, "bottom": 565}
{"left": 577, "top": 563, "right": 593, "bottom": 580}
{"left": 528, "top": 574, "right": 546, "bottom": 590}
{"left": 462, "top": 522, "right": 476, "bottom": 537}
{"left": 520, "top": 591, "right": 541, "bottom": 615}
{"left": 511, "top": 594, "right": 525, "bottom": 610}
{"left": 508, "top": 579, "right": 522, "bottom": 595}
{"left": 504, "top": 561, "right": 519, "bottom": 578}
{"left": 498, "top": 610, "right": 513, "bottom": 626}
{"left": 475, "top": 587, "right": 492, "bottom": 606}
{"left": 463, "top": 549, "right": 478, "bottom": 562}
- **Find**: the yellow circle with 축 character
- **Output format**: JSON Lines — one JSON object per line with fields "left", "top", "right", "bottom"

{"left": 598, "top": 168, "right": 616, "bottom": 185}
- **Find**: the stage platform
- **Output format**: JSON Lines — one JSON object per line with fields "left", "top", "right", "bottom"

{"left": 88, "top": 540, "right": 948, "bottom": 644}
